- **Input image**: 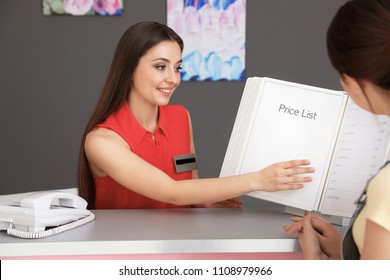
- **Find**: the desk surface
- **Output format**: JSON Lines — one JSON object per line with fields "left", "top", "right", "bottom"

{"left": 0, "top": 206, "right": 301, "bottom": 257}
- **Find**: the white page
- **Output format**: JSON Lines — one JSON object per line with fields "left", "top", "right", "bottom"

{"left": 238, "top": 78, "right": 347, "bottom": 210}
{"left": 319, "top": 99, "right": 390, "bottom": 217}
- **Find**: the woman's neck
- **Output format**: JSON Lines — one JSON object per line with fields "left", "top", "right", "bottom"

{"left": 127, "top": 98, "right": 159, "bottom": 133}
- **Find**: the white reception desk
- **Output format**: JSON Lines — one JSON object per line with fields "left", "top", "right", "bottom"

{"left": 0, "top": 206, "right": 304, "bottom": 259}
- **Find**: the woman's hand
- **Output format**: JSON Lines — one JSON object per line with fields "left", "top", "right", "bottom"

{"left": 283, "top": 213, "right": 342, "bottom": 260}
{"left": 255, "top": 159, "right": 315, "bottom": 192}
{"left": 201, "top": 197, "right": 243, "bottom": 208}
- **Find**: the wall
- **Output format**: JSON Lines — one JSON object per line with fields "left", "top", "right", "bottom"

{"left": 0, "top": 0, "right": 347, "bottom": 199}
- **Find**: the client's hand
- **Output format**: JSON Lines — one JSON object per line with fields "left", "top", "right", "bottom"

{"left": 283, "top": 212, "right": 342, "bottom": 260}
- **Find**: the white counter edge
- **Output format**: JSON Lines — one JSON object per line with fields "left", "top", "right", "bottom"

{"left": 0, "top": 238, "right": 300, "bottom": 257}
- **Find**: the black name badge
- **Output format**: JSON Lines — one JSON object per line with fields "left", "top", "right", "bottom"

{"left": 173, "top": 153, "right": 198, "bottom": 173}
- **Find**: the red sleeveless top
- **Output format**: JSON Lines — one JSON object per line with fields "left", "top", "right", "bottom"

{"left": 94, "top": 103, "right": 192, "bottom": 209}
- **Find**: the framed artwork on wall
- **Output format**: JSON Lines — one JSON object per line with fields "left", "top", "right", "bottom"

{"left": 167, "top": 0, "right": 246, "bottom": 81}
{"left": 43, "top": 0, "right": 124, "bottom": 16}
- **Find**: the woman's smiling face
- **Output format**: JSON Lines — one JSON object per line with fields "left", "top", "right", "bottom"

{"left": 130, "top": 40, "right": 182, "bottom": 107}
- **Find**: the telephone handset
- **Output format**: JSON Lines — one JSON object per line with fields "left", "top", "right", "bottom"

{"left": 0, "top": 190, "right": 95, "bottom": 239}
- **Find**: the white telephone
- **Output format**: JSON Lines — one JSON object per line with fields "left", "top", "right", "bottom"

{"left": 0, "top": 190, "right": 95, "bottom": 239}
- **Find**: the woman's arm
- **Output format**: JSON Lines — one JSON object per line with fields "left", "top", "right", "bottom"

{"left": 85, "top": 127, "right": 314, "bottom": 206}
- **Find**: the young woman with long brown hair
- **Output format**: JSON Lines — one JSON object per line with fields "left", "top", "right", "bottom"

{"left": 77, "top": 21, "right": 314, "bottom": 210}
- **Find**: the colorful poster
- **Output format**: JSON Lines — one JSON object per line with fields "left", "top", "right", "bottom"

{"left": 167, "top": 0, "right": 246, "bottom": 81}
{"left": 43, "top": 0, "right": 124, "bottom": 16}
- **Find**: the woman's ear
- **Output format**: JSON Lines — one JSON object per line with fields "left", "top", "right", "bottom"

{"left": 339, "top": 74, "right": 364, "bottom": 97}
{"left": 339, "top": 74, "right": 384, "bottom": 114}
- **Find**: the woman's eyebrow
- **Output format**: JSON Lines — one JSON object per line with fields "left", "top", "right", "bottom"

{"left": 152, "top": 57, "right": 183, "bottom": 64}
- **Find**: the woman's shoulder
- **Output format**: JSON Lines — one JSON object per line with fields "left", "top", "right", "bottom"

{"left": 161, "top": 104, "right": 190, "bottom": 119}
{"left": 85, "top": 127, "right": 128, "bottom": 151}
{"left": 162, "top": 104, "right": 188, "bottom": 113}
{"left": 367, "top": 163, "right": 390, "bottom": 204}
{"left": 87, "top": 126, "right": 117, "bottom": 138}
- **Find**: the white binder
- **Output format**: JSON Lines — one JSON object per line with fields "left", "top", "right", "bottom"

{"left": 220, "top": 77, "right": 390, "bottom": 218}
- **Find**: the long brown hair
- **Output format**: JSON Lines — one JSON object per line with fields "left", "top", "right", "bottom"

{"left": 326, "top": 0, "right": 390, "bottom": 90}
{"left": 77, "top": 21, "right": 184, "bottom": 209}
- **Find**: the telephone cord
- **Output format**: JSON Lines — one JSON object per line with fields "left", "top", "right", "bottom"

{"left": 6, "top": 212, "right": 95, "bottom": 239}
